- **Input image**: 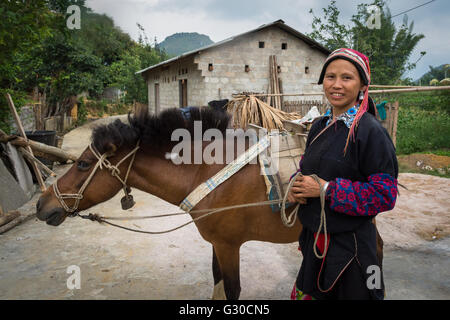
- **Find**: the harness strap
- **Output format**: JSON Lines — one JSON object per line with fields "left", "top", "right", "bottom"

{"left": 180, "top": 135, "right": 270, "bottom": 212}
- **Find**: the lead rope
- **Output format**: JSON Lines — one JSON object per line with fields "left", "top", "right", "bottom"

{"left": 281, "top": 172, "right": 329, "bottom": 258}
{"left": 74, "top": 199, "right": 283, "bottom": 235}
{"left": 75, "top": 173, "right": 328, "bottom": 239}
{"left": 312, "top": 175, "right": 328, "bottom": 259}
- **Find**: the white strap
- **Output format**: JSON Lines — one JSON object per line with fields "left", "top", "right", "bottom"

{"left": 180, "top": 135, "right": 270, "bottom": 212}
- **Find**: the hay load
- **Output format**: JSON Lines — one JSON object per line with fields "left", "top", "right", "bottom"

{"left": 226, "top": 95, "right": 303, "bottom": 130}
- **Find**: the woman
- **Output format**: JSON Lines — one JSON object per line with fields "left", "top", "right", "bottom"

{"left": 288, "top": 48, "right": 398, "bottom": 300}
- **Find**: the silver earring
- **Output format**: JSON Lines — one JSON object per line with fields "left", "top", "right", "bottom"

{"left": 359, "top": 91, "right": 364, "bottom": 100}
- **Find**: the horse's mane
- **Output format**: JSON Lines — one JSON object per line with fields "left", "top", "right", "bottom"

{"left": 91, "top": 107, "right": 231, "bottom": 154}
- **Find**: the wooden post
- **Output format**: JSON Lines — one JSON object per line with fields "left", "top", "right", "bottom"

{"left": 386, "top": 103, "right": 392, "bottom": 137}
{"left": 392, "top": 101, "right": 399, "bottom": 147}
{"left": 33, "top": 103, "right": 43, "bottom": 130}
{"left": 5, "top": 93, "right": 47, "bottom": 192}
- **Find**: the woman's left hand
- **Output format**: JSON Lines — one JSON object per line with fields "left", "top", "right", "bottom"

{"left": 290, "top": 175, "right": 328, "bottom": 198}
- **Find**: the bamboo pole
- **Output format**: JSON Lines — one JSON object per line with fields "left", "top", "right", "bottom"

{"left": 19, "top": 147, "right": 57, "bottom": 177}
{"left": 5, "top": 93, "right": 46, "bottom": 192}
{"left": 368, "top": 86, "right": 450, "bottom": 94}
{"left": 369, "top": 85, "right": 422, "bottom": 88}
{"left": 233, "top": 93, "right": 325, "bottom": 97}
{"left": 0, "top": 211, "right": 20, "bottom": 228}
{"left": 233, "top": 85, "right": 450, "bottom": 98}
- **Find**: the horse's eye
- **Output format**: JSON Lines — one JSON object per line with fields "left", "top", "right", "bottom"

{"left": 77, "top": 160, "right": 91, "bottom": 170}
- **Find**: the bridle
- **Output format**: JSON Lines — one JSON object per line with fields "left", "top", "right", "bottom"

{"left": 53, "top": 141, "right": 140, "bottom": 213}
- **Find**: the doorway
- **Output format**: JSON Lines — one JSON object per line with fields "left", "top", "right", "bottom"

{"left": 179, "top": 79, "right": 188, "bottom": 107}
{"left": 154, "top": 83, "right": 160, "bottom": 114}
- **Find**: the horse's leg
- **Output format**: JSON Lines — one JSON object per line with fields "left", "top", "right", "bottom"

{"left": 376, "top": 228, "right": 384, "bottom": 269}
{"left": 213, "top": 242, "right": 241, "bottom": 300}
{"left": 211, "top": 246, "right": 226, "bottom": 300}
{"left": 373, "top": 219, "right": 384, "bottom": 268}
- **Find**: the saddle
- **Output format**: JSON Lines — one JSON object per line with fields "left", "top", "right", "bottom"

{"left": 248, "top": 121, "right": 307, "bottom": 212}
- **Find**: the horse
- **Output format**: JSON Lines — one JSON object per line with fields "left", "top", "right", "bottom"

{"left": 36, "top": 106, "right": 383, "bottom": 300}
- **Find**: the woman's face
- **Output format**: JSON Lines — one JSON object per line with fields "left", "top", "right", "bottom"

{"left": 322, "top": 59, "right": 367, "bottom": 112}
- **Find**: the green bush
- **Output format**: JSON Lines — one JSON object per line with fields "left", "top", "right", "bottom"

{"left": 373, "top": 91, "right": 450, "bottom": 155}
{"left": 396, "top": 106, "right": 449, "bottom": 154}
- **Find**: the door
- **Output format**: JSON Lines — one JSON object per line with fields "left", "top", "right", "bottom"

{"left": 179, "top": 79, "right": 188, "bottom": 107}
{"left": 154, "top": 83, "right": 160, "bottom": 114}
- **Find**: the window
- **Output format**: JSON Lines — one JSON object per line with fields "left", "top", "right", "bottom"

{"left": 208, "top": 63, "right": 213, "bottom": 71}
{"left": 245, "top": 65, "right": 250, "bottom": 72}
{"left": 305, "top": 66, "right": 310, "bottom": 74}
{"left": 259, "top": 41, "right": 265, "bottom": 48}
{"left": 282, "top": 43, "right": 287, "bottom": 50}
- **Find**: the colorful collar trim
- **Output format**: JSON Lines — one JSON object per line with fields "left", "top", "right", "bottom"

{"left": 324, "top": 105, "right": 360, "bottom": 128}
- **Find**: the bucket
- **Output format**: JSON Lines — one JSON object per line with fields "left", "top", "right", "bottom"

{"left": 24, "top": 130, "right": 57, "bottom": 167}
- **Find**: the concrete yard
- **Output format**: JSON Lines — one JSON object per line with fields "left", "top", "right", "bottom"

{"left": 0, "top": 117, "right": 449, "bottom": 300}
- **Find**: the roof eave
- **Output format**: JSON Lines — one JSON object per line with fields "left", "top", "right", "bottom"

{"left": 136, "top": 19, "right": 330, "bottom": 76}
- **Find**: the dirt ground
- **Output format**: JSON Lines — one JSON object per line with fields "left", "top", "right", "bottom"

{"left": 397, "top": 153, "right": 450, "bottom": 176}
{"left": 0, "top": 117, "right": 449, "bottom": 300}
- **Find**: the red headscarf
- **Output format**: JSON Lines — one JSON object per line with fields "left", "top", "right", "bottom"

{"left": 318, "top": 48, "right": 371, "bottom": 154}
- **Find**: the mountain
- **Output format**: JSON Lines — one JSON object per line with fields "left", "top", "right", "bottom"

{"left": 159, "top": 32, "right": 214, "bottom": 57}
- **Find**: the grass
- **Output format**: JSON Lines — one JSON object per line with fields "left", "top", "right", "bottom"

{"left": 372, "top": 90, "right": 450, "bottom": 155}
{"left": 371, "top": 90, "right": 450, "bottom": 178}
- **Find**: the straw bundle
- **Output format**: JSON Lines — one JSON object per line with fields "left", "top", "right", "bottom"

{"left": 227, "top": 95, "right": 303, "bottom": 130}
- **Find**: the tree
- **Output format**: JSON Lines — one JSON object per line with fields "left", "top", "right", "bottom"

{"left": 0, "top": 0, "right": 52, "bottom": 88}
{"left": 0, "top": 0, "right": 169, "bottom": 128}
{"left": 108, "top": 24, "right": 169, "bottom": 104}
{"left": 308, "top": 0, "right": 425, "bottom": 84}
{"left": 418, "top": 64, "right": 449, "bottom": 85}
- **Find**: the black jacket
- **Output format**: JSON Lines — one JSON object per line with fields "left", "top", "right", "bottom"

{"left": 296, "top": 112, "right": 398, "bottom": 299}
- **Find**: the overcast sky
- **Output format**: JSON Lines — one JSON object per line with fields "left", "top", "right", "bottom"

{"left": 85, "top": 0, "right": 449, "bottom": 81}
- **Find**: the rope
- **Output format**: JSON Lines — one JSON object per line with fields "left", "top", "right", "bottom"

{"left": 311, "top": 175, "right": 328, "bottom": 259}
{"left": 73, "top": 173, "right": 327, "bottom": 239}
{"left": 74, "top": 199, "right": 283, "bottom": 235}
{"left": 280, "top": 172, "right": 301, "bottom": 227}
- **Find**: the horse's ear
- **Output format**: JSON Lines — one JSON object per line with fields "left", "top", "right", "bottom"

{"left": 105, "top": 142, "right": 117, "bottom": 155}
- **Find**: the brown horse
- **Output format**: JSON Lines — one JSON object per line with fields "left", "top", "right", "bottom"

{"left": 36, "top": 106, "right": 383, "bottom": 300}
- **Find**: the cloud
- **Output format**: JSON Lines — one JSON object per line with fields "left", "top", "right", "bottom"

{"left": 85, "top": 0, "right": 448, "bottom": 80}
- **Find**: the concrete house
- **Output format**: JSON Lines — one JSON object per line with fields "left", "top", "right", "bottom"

{"left": 137, "top": 20, "right": 330, "bottom": 114}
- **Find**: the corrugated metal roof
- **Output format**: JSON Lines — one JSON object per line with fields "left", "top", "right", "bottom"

{"left": 136, "top": 19, "right": 330, "bottom": 75}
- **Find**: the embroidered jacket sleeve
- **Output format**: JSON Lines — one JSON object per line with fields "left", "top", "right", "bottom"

{"left": 325, "top": 117, "right": 399, "bottom": 217}
{"left": 325, "top": 173, "right": 397, "bottom": 216}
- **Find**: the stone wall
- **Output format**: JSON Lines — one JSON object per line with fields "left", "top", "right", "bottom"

{"left": 9, "top": 106, "right": 35, "bottom": 133}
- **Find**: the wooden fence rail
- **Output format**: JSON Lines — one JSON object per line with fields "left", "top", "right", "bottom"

{"left": 281, "top": 99, "right": 399, "bottom": 147}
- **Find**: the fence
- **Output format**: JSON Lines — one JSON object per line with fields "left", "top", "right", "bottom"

{"left": 376, "top": 101, "right": 399, "bottom": 147}
{"left": 281, "top": 99, "right": 399, "bottom": 147}
{"left": 283, "top": 100, "right": 328, "bottom": 116}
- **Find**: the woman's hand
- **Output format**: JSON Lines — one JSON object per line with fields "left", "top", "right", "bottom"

{"left": 288, "top": 175, "right": 328, "bottom": 202}
{"left": 287, "top": 188, "right": 307, "bottom": 204}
